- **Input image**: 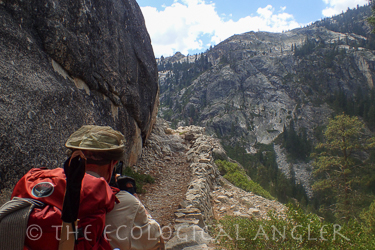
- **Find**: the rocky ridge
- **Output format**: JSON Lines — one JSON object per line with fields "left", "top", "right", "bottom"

{"left": 137, "top": 119, "right": 286, "bottom": 249}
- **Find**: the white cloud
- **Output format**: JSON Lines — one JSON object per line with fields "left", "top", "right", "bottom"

{"left": 140, "top": 0, "right": 300, "bottom": 57}
{"left": 322, "top": 0, "right": 368, "bottom": 17}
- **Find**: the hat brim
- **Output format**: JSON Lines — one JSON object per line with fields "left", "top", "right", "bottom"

{"left": 65, "top": 144, "right": 125, "bottom": 152}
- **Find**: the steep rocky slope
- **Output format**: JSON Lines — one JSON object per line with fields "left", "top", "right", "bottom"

{"left": 0, "top": 0, "right": 158, "bottom": 192}
{"left": 157, "top": 5, "right": 375, "bottom": 195}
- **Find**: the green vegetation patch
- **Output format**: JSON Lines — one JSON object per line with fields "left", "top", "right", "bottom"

{"left": 212, "top": 203, "right": 374, "bottom": 250}
{"left": 215, "top": 160, "right": 274, "bottom": 200}
{"left": 223, "top": 143, "right": 308, "bottom": 205}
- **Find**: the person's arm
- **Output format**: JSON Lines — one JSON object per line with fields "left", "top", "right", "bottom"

{"left": 105, "top": 191, "right": 162, "bottom": 250}
{"left": 131, "top": 202, "right": 161, "bottom": 250}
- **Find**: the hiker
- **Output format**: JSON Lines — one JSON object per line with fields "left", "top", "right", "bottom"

{"left": 1, "top": 125, "right": 162, "bottom": 250}
{"left": 65, "top": 125, "right": 162, "bottom": 250}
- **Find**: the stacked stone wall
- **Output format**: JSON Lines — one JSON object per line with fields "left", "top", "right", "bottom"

{"left": 166, "top": 126, "right": 223, "bottom": 250}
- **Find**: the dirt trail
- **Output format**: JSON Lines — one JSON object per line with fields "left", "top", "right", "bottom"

{"left": 138, "top": 151, "right": 191, "bottom": 228}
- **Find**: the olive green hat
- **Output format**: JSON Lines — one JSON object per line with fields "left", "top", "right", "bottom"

{"left": 65, "top": 125, "right": 125, "bottom": 160}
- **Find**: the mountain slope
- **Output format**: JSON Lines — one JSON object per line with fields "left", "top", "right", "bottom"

{"left": 159, "top": 28, "right": 373, "bottom": 144}
{"left": 157, "top": 5, "right": 375, "bottom": 196}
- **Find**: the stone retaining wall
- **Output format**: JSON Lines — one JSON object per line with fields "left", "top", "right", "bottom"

{"left": 165, "top": 126, "right": 223, "bottom": 250}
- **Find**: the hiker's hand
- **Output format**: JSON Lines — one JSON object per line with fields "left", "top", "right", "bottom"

{"left": 117, "top": 176, "right": 137, "bottom": 194}
{"left": 61, "top": 151, "right": 86, "bottom": 223}
{"left": 64, "top": 152, "right": 86, "bottom": 186}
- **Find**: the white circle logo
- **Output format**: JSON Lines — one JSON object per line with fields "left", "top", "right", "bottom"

{"left": 31, "top": 182, "right": 54, "bottom": 198}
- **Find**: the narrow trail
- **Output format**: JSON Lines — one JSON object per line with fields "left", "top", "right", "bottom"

{"left": 134, "top": 119, "right": 193, "bottom": 234}
{"left": 138, "top": 151, "right": 191, "bottom": 228}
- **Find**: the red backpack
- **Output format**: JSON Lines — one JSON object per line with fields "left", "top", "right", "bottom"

{"left": 10, "top": 167, "right": 118, "bottom": 250}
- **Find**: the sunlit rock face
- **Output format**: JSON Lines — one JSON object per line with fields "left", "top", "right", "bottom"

{"left": 159, "top": 26, "right": 374, "bottom": 147}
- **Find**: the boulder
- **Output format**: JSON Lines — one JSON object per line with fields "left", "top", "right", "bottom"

{"left": 0, "top": 0, "right": 158, "bottom": 191}
{"left": 165, "top": 225, "right": 213, "bottom": 250}
{"left": 212, "top": 147, "right": 228, "bottom": 161}
{"left": 182, "top": 244, "right": 212, "bottom": 250}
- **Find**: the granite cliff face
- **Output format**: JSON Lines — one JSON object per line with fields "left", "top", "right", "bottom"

{"left": 157, "top": 6, "right": 375, "bottom": 192}
{"left": 0, "top": 0, "right": 158, "bottom": 191}
{"left": 159, "top": 27, "right": 374, "bottom": 147}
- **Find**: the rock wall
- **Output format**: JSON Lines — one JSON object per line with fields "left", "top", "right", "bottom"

{"left": 177, "top": 126, "right": 222, "bottom": 223}
{"left": 165, "top": 126, "right": 220, "bottom": 250}
{"left": 0, "top": 0, "right": 158, "bottom": 192}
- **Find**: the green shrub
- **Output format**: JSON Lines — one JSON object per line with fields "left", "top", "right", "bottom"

{"left": 360, "top": 199, "right": 375, "bottom": 234}
{"left": 216, "top": 159, "right": 239, "bottom": 175}
{"left": 213, "top": 203, "right": 375, "bottom": 250}
{"left": 215, "top": 160, "right": 274, "bottom": 200}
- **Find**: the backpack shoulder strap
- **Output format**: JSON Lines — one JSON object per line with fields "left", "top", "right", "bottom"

{"left": 0, "top": 197, "right": 45, "bottom": 250}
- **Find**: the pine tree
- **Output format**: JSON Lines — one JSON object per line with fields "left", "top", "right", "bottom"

{"left": 312, "top": 114, "right": 375, "bottom": 221}
{"left": 368, "top": 1, "right": 375, "bottom": 33}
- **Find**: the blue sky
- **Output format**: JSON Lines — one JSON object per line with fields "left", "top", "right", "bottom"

{"left": 136, "top": 0, "right": 369, "bottom": 58}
